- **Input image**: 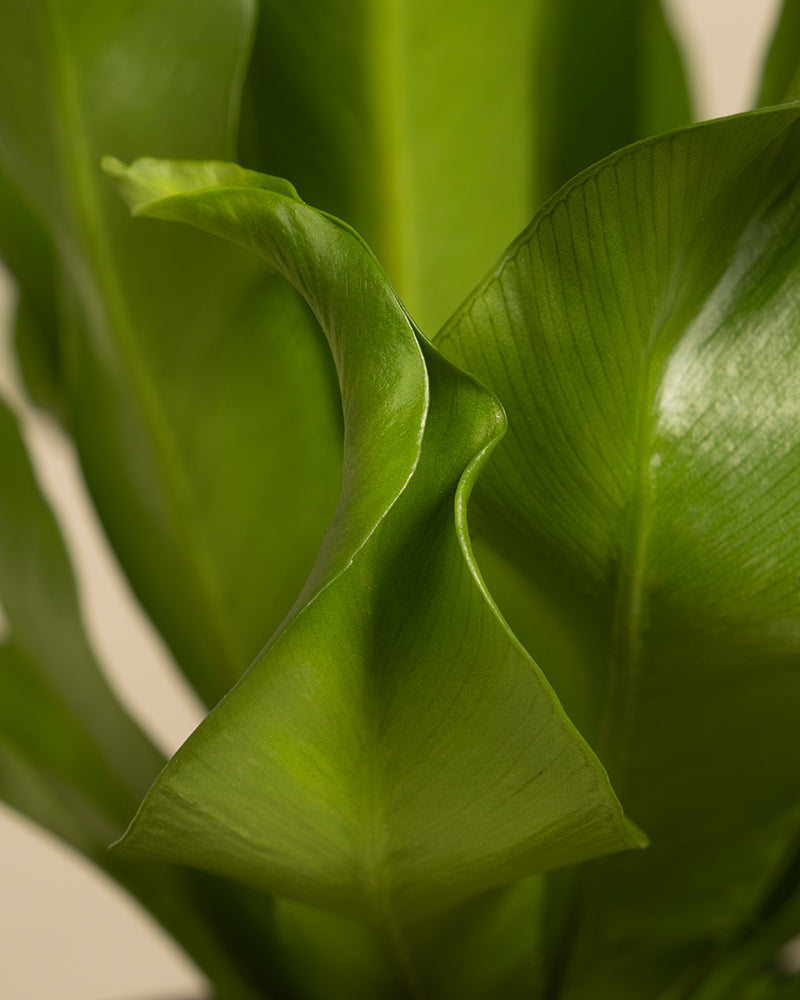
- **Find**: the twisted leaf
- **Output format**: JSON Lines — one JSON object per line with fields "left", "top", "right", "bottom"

{"left": 105, "top": 159, "right": 642, "bottom": 938}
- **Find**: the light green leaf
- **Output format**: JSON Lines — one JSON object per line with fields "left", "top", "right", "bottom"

{"left": 106, "top": 159, "right": 642, "bottom": 935}
{"left": 436, "top": 105, "right": 800, "bottom": 998}
{"left": 0, "top": 167, "right": 65, "bottom": 421}
{"left": 239, "top": 0, "right": 689, "bottom": 334}
{"left": 0, "top": 0, "right": 342, "bottom": 706}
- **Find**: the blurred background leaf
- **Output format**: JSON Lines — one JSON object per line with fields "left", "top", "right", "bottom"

{"left": 759, "top": 0, "right": 800, "bottom": 105}
{"left": 0, "top": 0, "right": 343, "bottom": 706}
{"left": 241, "top": 0, "right": 690, "bottom": 333}
{"left": 0, "top": 397, "right": 302, "bottom": 1000}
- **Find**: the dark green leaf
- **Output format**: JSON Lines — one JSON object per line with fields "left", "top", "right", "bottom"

{"left": 759, "top": 0, "right": 800, "bottom": 106}
{"left": 0, "top": 167, "right": 65, "bottom": 421}
{"left": 436, "top": 104, "right": 800, "bottom": 998}
{"left": 273, "top": 876, "right": 546, "bottom": 1000}
{"left": 533, "top": 0, "right": 691, "bottom": 195}
{"left": 0, "top": 398, "right": 285, "bottom": 1000}
{"left": 0, "top": 399, "right": 162, "bottom": 815}
{"left": 687, "top": 846, "right": 800, "bottom": 1000}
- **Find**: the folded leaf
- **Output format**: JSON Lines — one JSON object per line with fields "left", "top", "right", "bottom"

{"left": 436, "top": 105, "right": 800, "bottom": 998}
{"left": 106, "top": 161, "right": 642, "bottom": 941}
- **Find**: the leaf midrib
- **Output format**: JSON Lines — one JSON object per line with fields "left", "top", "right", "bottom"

{"left": 39, "top": 0, "right": 249, "bottom": 698}
{"left": 365, "top": 0, "right": 414, "bottom": 307}
{"left": 598, "top": 369, "right": 657, "bottom": 794}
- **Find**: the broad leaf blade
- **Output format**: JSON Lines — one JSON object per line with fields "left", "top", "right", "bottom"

{"left": 437, "top": 105, "right": 800, "bottom": 997}
{"left": 240, "top": 0, "right": 541, "bottom": 333}
{"left": 534, "top": 0, "right": 690, "bottom": 194}
{"left": 240, "top": 0, "right": 690, "bottom": 334}
{"left": 107, "top": 160, "right": 642, "bottom": 926}
{"left": 0, "top": 0, "right": 343, "bottom": 705}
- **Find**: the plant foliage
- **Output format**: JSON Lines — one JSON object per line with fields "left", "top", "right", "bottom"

{"left": 1, "top": 1, "right": 800, "bottom": 999}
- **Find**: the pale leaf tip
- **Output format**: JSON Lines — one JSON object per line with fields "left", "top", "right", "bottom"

{"left": 100, "top": 155, "right": 173, "bottom": 216}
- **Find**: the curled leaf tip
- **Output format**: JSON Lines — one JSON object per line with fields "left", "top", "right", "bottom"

{"left": 103, "top": 156, "right": 301, "bottom": 218}
{"left": 101, "top": 155, "right": 176, "bottom": 216}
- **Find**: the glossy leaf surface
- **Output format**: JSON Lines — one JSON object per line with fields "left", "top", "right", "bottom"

{"left": 0, "top": 0, "right": 342, "bottom": 706}
{"left": 106, "top": 159, "right": 642, "bottom": 930}
{"left": 240, "top": 0, "right": 689, "bottom": 333}
{"left": 437, "top": 105, "right": 800, "bottom": 998}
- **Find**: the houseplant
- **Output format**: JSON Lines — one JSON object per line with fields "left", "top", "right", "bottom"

{"left": 1, "top": 1, "right": 800, "bottom": 997}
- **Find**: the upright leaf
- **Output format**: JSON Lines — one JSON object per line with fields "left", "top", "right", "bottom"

{"left": 0, "top": 0, "right": 342, "bottom": 706}
{"left": 240, "top": 0, "right": 690, "bottom": 334}
{"left": 0, "top": 401, "right": 163, "bottom": 818}
{"left": 759, "top": 0, "right": 800, "bottom": 106}
{"left": 105, "top": 160, "right": 642, "bottom": 989}
{"left": 533, "top": 0, "right": 690, "bottom": 194}
{"left": 0, "top": 398, "right": 290, "bottom": 1000}
{"left": 437, "top": 105, "right": 800, "bottom": 998}
{"left": 0, "top": 167, "right": 64, "bottom": 421}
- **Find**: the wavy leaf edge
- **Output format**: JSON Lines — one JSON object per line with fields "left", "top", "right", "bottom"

{"left": 103, "top": 157, "right": 645, "bottom": 920}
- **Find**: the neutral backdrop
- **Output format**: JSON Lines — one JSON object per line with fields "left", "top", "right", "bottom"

{"left": 0, "top": 1, "right": 786, "bottom": 997}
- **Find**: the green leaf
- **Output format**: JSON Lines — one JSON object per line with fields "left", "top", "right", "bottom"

{"left": 272, "top": 875, "right": 546, "bottom": 1000}
{"left": 436, "top": 105, "right": 800, "bottom": 998}
{"left": 0, "top": 166, "right": 65, "bottom": 421}
{"left": 759, "top": 0, "right": 800, "bottom": 106}
{"left": 0, "top": 400, "right": 163, "bottom": 819}
{"left": 533, "top": 0, "right": 691, "bottom": 195}
{"left": 761, "top": 976, "right": 800, "bottom": 1000}
{"left": 0, "top": 0, "right": 343, "bottom": 705}
{"left": 685, "top": 844, "right": 800, "bottom": 1000}
{"left": 0, "top": 398, "right": 288, "bottom": 1000}
{"left": 239, "top": 0, "right": 689, "bottom": 335}
{"left": 105, "top": 159, "right": 642, "bottom": 935}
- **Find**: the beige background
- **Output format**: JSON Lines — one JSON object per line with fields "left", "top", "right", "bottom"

{"left": 0, "top": 1, "right": 786, "bottom": 997}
